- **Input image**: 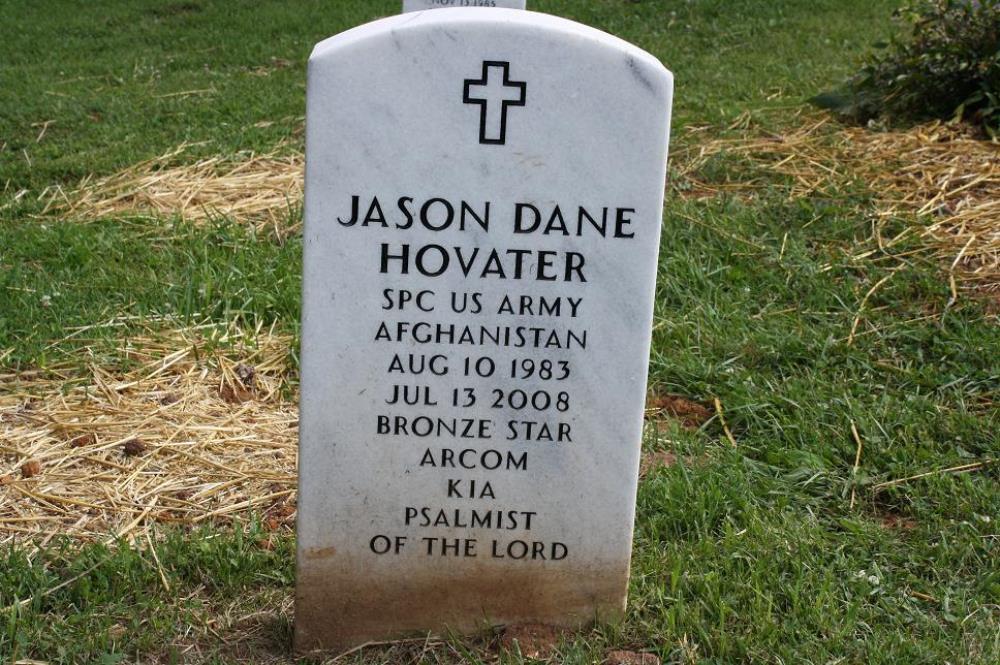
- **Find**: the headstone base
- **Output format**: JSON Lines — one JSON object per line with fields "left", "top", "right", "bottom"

{"left": 295, "top": 563, "right": 626, "bottom": 653}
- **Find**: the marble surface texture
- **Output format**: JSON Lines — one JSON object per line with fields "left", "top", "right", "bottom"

{"left": 403, "top": 0, "right": 526, "bottom": 12}
{"left": 297, "top": 7, "right": 673, "bottom": 654}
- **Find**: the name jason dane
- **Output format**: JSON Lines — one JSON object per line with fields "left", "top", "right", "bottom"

{"left": 337, "top": 195, "right": 639, "bottom": 238}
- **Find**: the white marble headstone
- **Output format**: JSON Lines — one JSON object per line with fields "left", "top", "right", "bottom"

{"left": 403, "top": 0, "right": 526, "bottom": 12}
{"left": 296, "top": 7, "right": 673, "bottom": 654}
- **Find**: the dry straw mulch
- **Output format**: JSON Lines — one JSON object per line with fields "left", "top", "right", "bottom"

{"left": 43, "top": 110, "right": 1000, "bottom": 295}
{"left": 44, "top": 109, "right": 999, "bottom": 290}
{"left": 42, "top": 142, "right": 303, "bottom": 236}
{"left": 0, "top": 320, "right": 297, "bottom": 548}
{"left": 674, "top": 110, "right": 1000, "bottom": 293}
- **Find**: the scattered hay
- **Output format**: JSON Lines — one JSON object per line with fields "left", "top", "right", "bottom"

{"left": 674, "top": 110, "right": 1000, "bottom": 292}
{"left": 42, "top": 142, "right": 303, "bottom": 233}
{"left": 45, "top": 108, "right": 998, "bottom": 290}
{"left": 0, "top": 320, "right": 297, "bottom": 548}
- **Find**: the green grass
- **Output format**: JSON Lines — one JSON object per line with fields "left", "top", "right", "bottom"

{"left": 0, "top": 0, "right": 896, "bottom": 195}
{"left": 1, "top": 524, "right": 296, "bottom": 663}
{"left": 0, "top": 218, "right": 300, "bottom": 368}
{"left": 2, "top": 0, "right": 999, "bottom": 663}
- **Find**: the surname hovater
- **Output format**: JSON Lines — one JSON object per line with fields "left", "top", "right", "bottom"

{"left": 462, "top": 61, "right": 527, "bottom": 145}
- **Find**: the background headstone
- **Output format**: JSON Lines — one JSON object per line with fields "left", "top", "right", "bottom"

{"left": 297, "top": 7, "right": 673, "bottom": 654}
{"left": 403, "top": 0, "right": 526, "bottom": 12}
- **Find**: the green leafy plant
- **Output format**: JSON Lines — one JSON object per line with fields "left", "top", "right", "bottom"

{"left": 815, "top": 0, "right": 1000, "bottom": 134}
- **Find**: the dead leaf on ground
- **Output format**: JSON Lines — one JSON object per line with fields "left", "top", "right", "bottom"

{"left": 264, "top": 501, "right": 296, "bottom": 532}
{"left": 500, "top": 624, "right": 564, "bottom": 659}
{"left": 123, "top": 439, "right": 147, "bottom": 457}
{"left": 235, "top": 363, "right": 256, "bottom": 387}
{"left": 0, "top": 474, "right": 14, "bottom": 486}
{"left": 880, "top": 513, "right": 919, "bottom": 530}
{"left": 68, "top": 433, "right": 96, "bottom": 448}
{"left": 645, "top": 394, "right": 714, "bottom": 429}
{"left": 21, "top": 460, "right": 42, "bottom": 478}
{"left": 607, "top": 651, "right": 661, "bottom": 665}
{"left": 220, "top": 383, "right": 254, "bottom": 404}
{"left": 639, "top": 451, "right": 679, "bottom": 478}
{"left": 158, "top": 392, "right": 181, "bottom": 406}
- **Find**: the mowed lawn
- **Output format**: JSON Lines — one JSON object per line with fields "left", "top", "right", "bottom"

{"left": 1, "top": 1, "right": 998, "bottom": 663}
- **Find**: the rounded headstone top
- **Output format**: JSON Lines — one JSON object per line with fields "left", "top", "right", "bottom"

{"left": 309, "top": 8, "right": 671, "bottom": 89}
